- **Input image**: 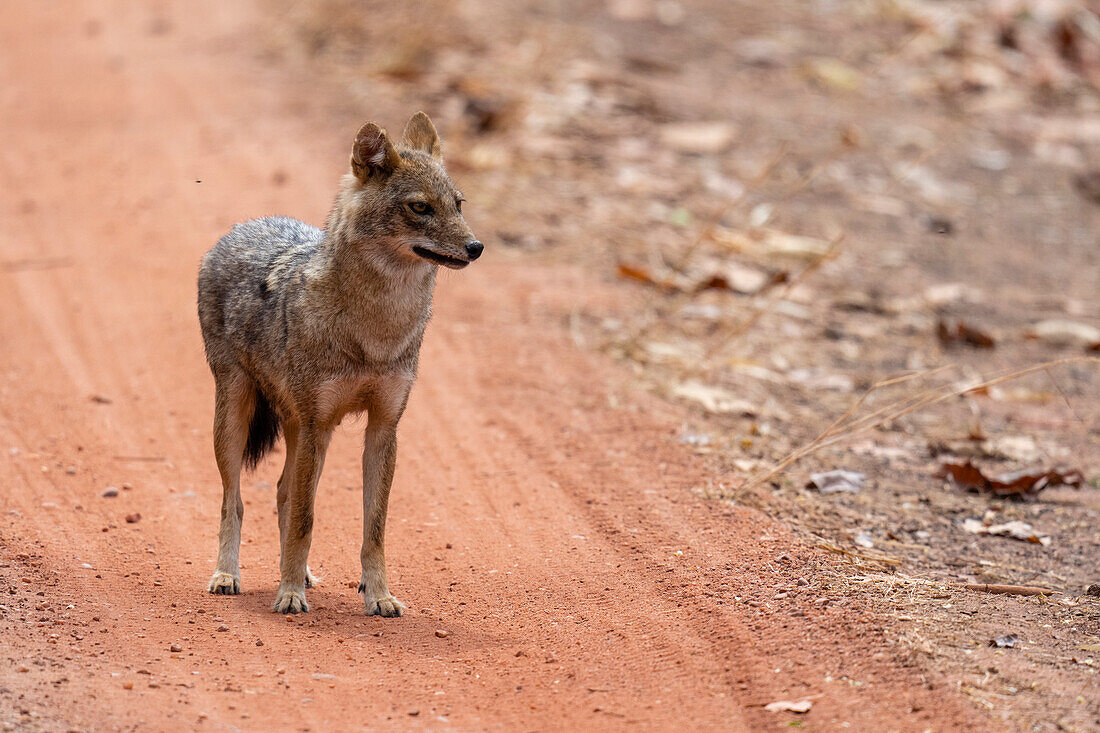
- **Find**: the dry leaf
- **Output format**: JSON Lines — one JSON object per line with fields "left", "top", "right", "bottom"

{"left": 801, "top": 58, "right": 861, "bottom": 91}
{"left": 807, "top": 470, "right": 864, "bottom": 494}
{"left": 696, "top": 262, "right": 773, "bottom": 295}
{"left": 616, "top": 263, "right": 677, "bottom": 292}
{"left": 712, "top": 227, "right": 832, "bottom": 261}
{"left": 937, "top": 319, "right": 995, "bottom": 349}
{"left": 672, "top": 382, "right": 756, "bottom": 416}
{"left": 980, "top": 435, "right": 1041, "bottom": 463}
{"left": 963, "top": 518, "right": 1051, "bottom": 546}
{"left": 1027, "top": 319, "right": 1100, "bottom": 349}
{"left": 923, "top": 283, "right": 967, "bottom": 306}
{"left": 765, "top": 699, "right": 813, "bottom": 713}
{"left": 618, "top": 260, "right": 785, "bottom": 297}
{"left": 936, "top": 460, "right": 1082, "bottom": 498}
{"left": 659, "top": 121, "right": 737, "bottom": 154}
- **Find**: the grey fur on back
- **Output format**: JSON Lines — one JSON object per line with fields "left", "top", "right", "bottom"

{"left": 198, "top": 216, "right": 324, "bottom": 385}
{"left": 198, "top": 217, "right": 323, "bottom": 467}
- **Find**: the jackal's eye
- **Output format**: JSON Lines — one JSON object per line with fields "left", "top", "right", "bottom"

{"left": 456, "top": 198, "right": 465, "bottom": 212}
{"left": 408, "top": 202, "right": 433, "bottom": 215}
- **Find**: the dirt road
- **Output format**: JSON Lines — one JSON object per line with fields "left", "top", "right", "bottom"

{"left": 0, "top": 1, "right": 984, "bottom": 729}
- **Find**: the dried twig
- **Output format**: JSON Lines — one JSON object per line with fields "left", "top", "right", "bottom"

{"left": 960, "top": 583, "right": 1059, "bottom": 596}
{"left": 818, "top": 542, "right": 902, "bottom": 567}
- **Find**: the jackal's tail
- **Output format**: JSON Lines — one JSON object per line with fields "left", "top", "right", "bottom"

{"left": 244, "top": 389, "right": 281, "bottom": 471}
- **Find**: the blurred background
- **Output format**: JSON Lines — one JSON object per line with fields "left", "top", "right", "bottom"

{"left": 258, "top": 3, "right": 1100, "bottom": 501}
{"left": 260, "top": 0, "right": 1100, "bottom": 718}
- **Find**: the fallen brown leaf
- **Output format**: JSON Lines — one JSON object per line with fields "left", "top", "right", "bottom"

{"left": 693, "top": 265, "right": 786, "bottom": 296}
{"left": 616, "top": 263, "right": 677, "bottom": 292}
{"left": 937, "top": 319, "right": 995, "bottom": 349}
{"left": 936, "top": 460, "right": 1082, "bottom": 498}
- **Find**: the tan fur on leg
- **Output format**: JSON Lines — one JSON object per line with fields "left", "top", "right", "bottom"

{"left": 358, "top": 386, "right": 409, "bottom": 617}
{"left": 274, "top": 426, "right": 330, "bottom": 613}
{"left": 208, "top": 371, "right": 253, "bottom": 595}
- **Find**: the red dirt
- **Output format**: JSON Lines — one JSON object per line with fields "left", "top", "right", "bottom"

{"left": 0, "top": 1, "right": 987, "bottom": 730}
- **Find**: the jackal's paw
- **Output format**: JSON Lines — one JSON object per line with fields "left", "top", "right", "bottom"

{"left": 273, "top": 588, "right": 309, "bottom": 614}
{"left": 359, "top": 587, "right": 405, "bottom": 617}
{"left": 207, "top": 572, "right": 240, "bottom": 595}
{"left": 305, "top": 566, "right": 319, "bottom": 589}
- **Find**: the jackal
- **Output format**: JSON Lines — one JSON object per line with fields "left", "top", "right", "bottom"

{"left": 197, "top": 113, "right": 482, "bottom": 615}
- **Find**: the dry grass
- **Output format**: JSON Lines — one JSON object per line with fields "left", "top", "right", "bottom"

{"left": 741, "top": 356, "right": 1100, "bottom": 491}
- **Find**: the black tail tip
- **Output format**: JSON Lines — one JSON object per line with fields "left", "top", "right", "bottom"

{"left": 243, "top": 390, "right": 281, "bottom": 471}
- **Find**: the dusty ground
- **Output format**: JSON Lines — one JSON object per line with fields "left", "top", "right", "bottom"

{"left": 0, "top": 0, "right": 1097, "bottom": 731}
{"left": 269, "top": 0, "right": 1100, "bottom": 728}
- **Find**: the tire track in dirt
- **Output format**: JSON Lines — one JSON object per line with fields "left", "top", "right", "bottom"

{"left": 0, "top": 0, "right": 987, "bottom": 730}
{"left": 401, "top": 327, "right": 754, "bottom": 726}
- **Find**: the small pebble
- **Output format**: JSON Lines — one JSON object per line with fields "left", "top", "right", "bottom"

{"left": 125, "top": 513, "right": 141, "bottom": 524}
{"left": 122, "top": 682, "right": 133, "bottom": 690}
{"left": 216, "top": 625, "right": 229, "bottom": 632}
{"left": 170, "top": 643, "right": 182, "bottom": 652}
{"left": 434, "top": 629, "right": 449, "bottom": 638}
{"left": 255, "top": 639, "right": 264, "bottom": 646}
{"left": 101, "top": 487, "right": 119, "bottom": 498}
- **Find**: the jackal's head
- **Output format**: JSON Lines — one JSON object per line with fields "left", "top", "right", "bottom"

{"left": 339, "top": 112, "right": 482, "bottom": 270}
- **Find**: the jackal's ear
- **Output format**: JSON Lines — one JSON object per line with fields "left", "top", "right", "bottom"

{"left": 400, "top": 111, "right": 442, "bottom": 160}
{"left": 351, "top": 123, "right": 401, "bottom": 182}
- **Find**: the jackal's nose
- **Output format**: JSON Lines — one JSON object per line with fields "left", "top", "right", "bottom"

{"left": 465, "top": 240, "right": 484, "bottom": 260}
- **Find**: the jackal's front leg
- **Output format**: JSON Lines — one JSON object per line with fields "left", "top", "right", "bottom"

{"left": 274, "top": 426, "right": 330, "bottom": 614}
{"left": 359, "top": 418, "right": 405, "bottom": 617}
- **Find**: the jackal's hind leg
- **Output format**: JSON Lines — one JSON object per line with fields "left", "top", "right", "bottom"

{"left": 208, "top": 371, "right": 254, "bottom": 596}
